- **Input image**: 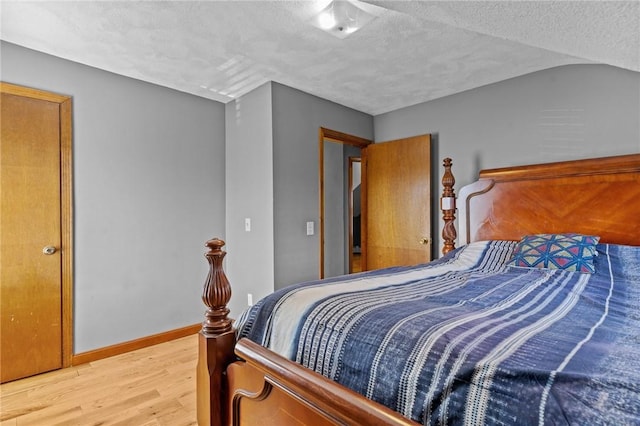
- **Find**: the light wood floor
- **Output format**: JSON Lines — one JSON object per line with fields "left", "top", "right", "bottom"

{"left": 0, "top": 334, "right": 198, "bottom": 426}
{"left": 352, "top": 253, "right": 362, "bottom": 273}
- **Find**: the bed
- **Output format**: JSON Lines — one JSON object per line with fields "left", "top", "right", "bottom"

{"left": 196, "top": 153, "right": 640, "bottom": 426}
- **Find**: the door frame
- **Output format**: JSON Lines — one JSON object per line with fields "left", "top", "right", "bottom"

{"left": 318, "top": 127, "right": 371, "bottom": 279}
{"left": 1, "top": 82, "right": 74, "bottom": 368}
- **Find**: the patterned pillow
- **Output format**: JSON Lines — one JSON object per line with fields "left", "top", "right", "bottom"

{"left": 507, "top": 233, "right": 600, "bottom": 274}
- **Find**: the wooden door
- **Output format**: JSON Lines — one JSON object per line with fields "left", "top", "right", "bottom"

{"left": 362, "top": 134, "right": 431, "bottom": 270}
{"left": 1, "top": 83, "right": 73, "bottom": 383}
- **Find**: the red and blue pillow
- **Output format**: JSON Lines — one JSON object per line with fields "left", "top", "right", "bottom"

{"left": 508, "top": 233, "right": 600, "bottom": 274}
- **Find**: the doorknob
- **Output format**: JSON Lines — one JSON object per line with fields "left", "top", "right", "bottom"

{"left": 419, "top": 237, "right": 430, "bottom": 245}
{"left": 42, "top": 246, "right": 57, "bottom": 255}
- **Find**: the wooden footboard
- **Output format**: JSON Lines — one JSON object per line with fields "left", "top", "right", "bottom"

{"left": 228, "top": 339, "right": 418, "bottom": 425}
{"left": 195, "top": 238, "right": 420, "bottom": 426}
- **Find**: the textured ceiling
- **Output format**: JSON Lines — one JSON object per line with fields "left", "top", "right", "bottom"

{"left": 1, "top": 1, "right": 638, "bottom": 115}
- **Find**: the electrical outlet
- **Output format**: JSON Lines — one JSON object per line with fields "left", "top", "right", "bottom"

{"left": 245, "top": 218, "right": 251, "bottom": 232}
{"left": 306, "top": 221, "right": 314, "bottom": 236}
{"left": 247, "top": 293, "right": 253, "bottom": 306}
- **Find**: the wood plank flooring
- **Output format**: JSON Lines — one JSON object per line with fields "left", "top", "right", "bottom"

{"left": 0, "top": 334, "right": 198, "bottom": 425}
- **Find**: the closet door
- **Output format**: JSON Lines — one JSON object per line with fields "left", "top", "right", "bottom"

{"left": 1, "top": 84, "right": 72, "bottom": 382}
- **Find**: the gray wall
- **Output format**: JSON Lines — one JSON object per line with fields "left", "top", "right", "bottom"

{"left": 374, "top": 64, "right": 640, "bottom": 254}
{"left": 225, "top": 83, "right": 274, "bottom": 318}
{"left": 1, "top": 42, "right": 226, "bottom": 353}
{"left": 323, "top": 141, "right": 345, "bottom": 278}
{"left": 271, "top": 83, "right": 373, "bottom": 289}
{"left": 223, "top": 82, "right": 372, "bottom": 311}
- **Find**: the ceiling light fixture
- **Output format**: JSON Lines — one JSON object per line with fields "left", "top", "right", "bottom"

{"left": 318, "top": 10, "right": 337, "bottom": 30}
{"left": 310, "top": 0, "right": 380, "bottom": 39}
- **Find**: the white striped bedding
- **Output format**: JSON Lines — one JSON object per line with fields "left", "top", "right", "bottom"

{"left": 236, "top": 240, "right": 640, "bottom": 425}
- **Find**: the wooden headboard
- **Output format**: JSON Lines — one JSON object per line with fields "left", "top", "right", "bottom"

{"left": 457, "top": 153, "right": 640, "bottom": 246}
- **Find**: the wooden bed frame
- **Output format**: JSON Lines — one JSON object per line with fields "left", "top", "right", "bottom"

{"left": 196, "top": 153, "right": 640, "bottom": 426}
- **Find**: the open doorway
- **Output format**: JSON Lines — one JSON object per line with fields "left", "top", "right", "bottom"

{"left": 349, "top": 157, "right": 362, "bottom": 273}
{"left": 319, "top": 127, "right": 371, "bottom": 279}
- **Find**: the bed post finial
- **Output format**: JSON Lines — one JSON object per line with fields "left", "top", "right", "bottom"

{"left": 197, "top": 237, "right": 235, "bottom": 426}
{"left": 201, "top": 238, "right": 232, "bottom": 334}
{"left": 441, "top": 158, "right": 457, "bottom": 255}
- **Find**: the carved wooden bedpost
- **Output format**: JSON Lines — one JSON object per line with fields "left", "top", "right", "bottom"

{"left": 197, "top": 238, "right": 236, "bottom": 426}
{"left": 441, "top": 158, "right": 457, "bottom": 255}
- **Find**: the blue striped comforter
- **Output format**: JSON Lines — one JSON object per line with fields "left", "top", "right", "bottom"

{"left": 236, "top": 241, "right": 640, "bottom": 425}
